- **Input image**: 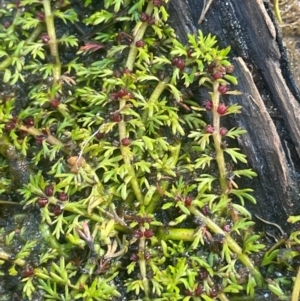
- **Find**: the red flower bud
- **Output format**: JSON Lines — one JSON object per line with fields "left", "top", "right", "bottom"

{"left": 226, "top": 65, "right": 235, "bottom": 74}
{"left": 40, "top": 33, "right": 50, "bottom": 44}
{"left": 217, "top": 103, "right": 228, "bottom": 115}
{"left": 204, "top": 100, "right": 213, "bottom": 111}
{"left": 198, "top": 269, "right": 208, "bottom": 280}
{"left": 95, "top": 132, "right": 104, "bottom": 140}
{"left": 144, "top": 251, "right": 151, "bottom": 260}
{"left": 110, "top": 113, "right": 122, "bottom": 122}
{"left": 171, "top": 57, "right": 185, "bottom": 71}
{"left": 5, "top": 121, "right": 16, "bottom": 132}
{"left": 205, "top": 124, "right": 214, "bottom": 134}
{"left": 35, "top": 134, "right": 46, "bottom": 145}
{"left": 218, "top": 85, "right": 229, "bottom": 94}
{"left": 130, "top": 253, "right": 139, "bottom": 262}
{"left": 24, "top": 117, "right": 34, "bottom": 126}
{"left": 36, "top": 11, "right": 45, "bottom": 21}
{"left": 51, "top": 205, "right": 63, "bottom": 216}
{"left": 133, "top": 229, "right": 143, "bottom": 239}
{"left": 58, "top": 192, "right": 68, "bottom": 202}
{"left": 45, "top": 184, "right": 54, "bottom": 196}
{"left": 219, "top": 127, "right": 228, "bottom": 136}
{"left": 121, "top": 137, "right": 131, "bottom": 146}
{"left": 195, "top": 284, "right": 204, "bottom": 296}
{"left": 223, "top": 224, "right": 231, "bottom": 232}
{"left": 153, "top": 0, "right": 163, "bottom": 7}
{"left": 209, "top": 287, "right": 218, "bottom": 298}
{"left": 147, "top": 17, "right": 155, "bottom": 25}
{"left": 22, "top": 266, "right": 34, "bottom": 278}
{"left": 50, "top": 99, "right": 60, "bottom": 108}
{"left": 135, "top": 40, "right": 145, "bottom": 47}
{"left": 144, "top": 229, "right": 154, "bottom": 239}
{"left": 37, "top": 197, "right": 48, "bottom": 207}
{"left": 184, "top": 196, "right": 193, "bottom": 206}
{"left": 140, "top": 12, "right": 150, "bottom": 22}
{"left": 213, "top": 71, "right": 223, "bottom": 80}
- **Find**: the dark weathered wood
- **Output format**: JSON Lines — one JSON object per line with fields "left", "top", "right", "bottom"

{"left": 231, "top": 57, "right": 299, "bottom": 231}
{"left": 168, "top": 0, "right": 300, "bottom": 232}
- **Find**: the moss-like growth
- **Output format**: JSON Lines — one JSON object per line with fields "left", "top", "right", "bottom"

{"left": 0, "top": 0, "right": 299, "bottom": 300}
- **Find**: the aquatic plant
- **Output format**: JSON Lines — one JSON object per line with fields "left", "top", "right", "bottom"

{"left": 0, "top": 0, "right": 298, "bottom": 300}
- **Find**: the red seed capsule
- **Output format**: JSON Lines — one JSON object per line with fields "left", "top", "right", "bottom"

{"left": 4, "top": 21, "right": 11, "bottom": 28}
{"left": 147, "top": 17, "right": 155, "bottom": 25}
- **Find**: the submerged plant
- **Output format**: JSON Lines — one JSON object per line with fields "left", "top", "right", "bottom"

{"left": 0, "top": 0, "right": 297, "bottom": 300}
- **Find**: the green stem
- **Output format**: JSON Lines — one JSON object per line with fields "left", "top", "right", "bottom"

{"left": 156, "top": 227, "right": 197, "bottom": 241}
{"left": 273, "top": 0, "right": 282, "bottom": 23}
{"left": 39, "top": 223, "right": 69, "bottom": 257}
{"left": 211, "top": 81, "right": 228, "bottom": 193}
{"left": 19, "top": 125, "right": 68, "bottom": 153}
{"left": 189, "top": 205, "right": 264, "bottom": 287}
{"left": 137, "top": 80, "right": 168, "bottom": 138}
{"left": 157, "top": 208, "right": 264, "bottom": 288}
{"left": 43, "top": 0, "right": 61, "bottom": 82}
{"left": 292, "top": 267, "right": 300, "bottom": 301}
{"left": 146, "top": 142, "right": 181, "bottom": 213}
{"left": 138, "top": 226, "right": 150, "bottom": 299}
{"left": 118, "top": 101, "right": 144, "bottom": 204}
{"left": 125, "top": 2, "right": 154, "bottom": 70}
{"left": 0, "top": 201, "right": 21, "bottom": 206}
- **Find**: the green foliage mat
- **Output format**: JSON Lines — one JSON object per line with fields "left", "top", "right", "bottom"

{"left": 0, "top": 0, "right": 299, "bottom": 300}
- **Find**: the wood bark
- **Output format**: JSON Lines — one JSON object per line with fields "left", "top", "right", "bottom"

{"left": 168, "top": 0, "right": 300, "bottom": 234}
